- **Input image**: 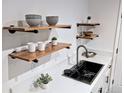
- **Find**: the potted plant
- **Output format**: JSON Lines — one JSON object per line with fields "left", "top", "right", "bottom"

{"left": 34, "top": 73, "right": 52, "bottom": 89}
{"left": 51, "top": 37, "right": 57, "bottom": 45}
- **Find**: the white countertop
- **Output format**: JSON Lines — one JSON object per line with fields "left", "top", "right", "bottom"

{"left": 9, "top": 49, "right": 112, "bottom": 93}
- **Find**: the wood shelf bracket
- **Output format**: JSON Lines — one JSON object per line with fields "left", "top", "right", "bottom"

{"left": 9, "top": 30, "right": 16, "bottom": 34}
{"left": 66, "top": 46, "right": 70, "bottom": 49}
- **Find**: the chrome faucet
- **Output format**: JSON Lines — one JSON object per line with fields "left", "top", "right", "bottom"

{"left": 76, "top": 45, "right": 96, "bottom": 67}
{"left": 77, "top": 45, "right": 88, "bottom": 67}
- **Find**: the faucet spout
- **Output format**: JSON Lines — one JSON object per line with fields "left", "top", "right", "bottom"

{"left": 76, "top": 45, "right": 88, "bottom": 67}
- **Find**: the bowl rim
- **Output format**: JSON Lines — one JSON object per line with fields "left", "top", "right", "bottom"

{"left": 26, "top": 18, "right": 41, "bottom": 20}
{"left": 25, "top": 14, "right": 41, "bottom": 16}
{"left": 46, "top": 16, "right": 58, "bottom": 18}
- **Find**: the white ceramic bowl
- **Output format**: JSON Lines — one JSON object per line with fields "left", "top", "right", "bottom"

{"left": 25, "top": 14, "right": 42, "bottom": 27}
{"left": 46, "top": 16, "right": 58, "bottom": 26}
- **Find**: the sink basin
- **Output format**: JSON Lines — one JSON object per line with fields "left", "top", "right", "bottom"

{"left": 63, "top": 60, "right": 104, "bottom": 85}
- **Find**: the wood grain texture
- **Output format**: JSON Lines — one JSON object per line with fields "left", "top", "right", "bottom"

{"left": 9, "top": 43, "right": 71, "bottom": 62}
{"left": 77, "top": 23, "right": 100, "bottom": 26}
{"left": 3, "top": 24, "right": 71, "bottom": 32}
{"left": 76, "top": 34, "right": 99, "bottom": 40}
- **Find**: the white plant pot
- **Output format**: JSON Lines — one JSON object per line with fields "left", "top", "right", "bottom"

{"left": 52, "top": 40, "right": 57, "bottom": 45}
{"left": 41, "top": 84, "right": 48, "bottom": 89}
{"left": 38, "top": 83, "right": 48, "bottom": 89}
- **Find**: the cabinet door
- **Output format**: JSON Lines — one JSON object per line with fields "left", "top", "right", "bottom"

{"left": 112, "top": 26, "right": 122, "bottom": 93}
{"left": 91, "top": 86, "right": 103, "bottom": 93}
{"left": 102, "top": 67, "right": 111, "bottom": 93}
{"left": 91, "top": 77, "right": 104, "bottom": 93}
{"left": 99, "top": 87, "right": 103, "bottom": 93}
{"left": 91, "top": 66, "right": 111, "bottom": 93}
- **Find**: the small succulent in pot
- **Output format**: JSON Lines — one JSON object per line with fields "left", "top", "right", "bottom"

{"left": 34, "top": 73, "right": 52, "bottom": 89}
{"left": 51, "top": 37, "right": 58, "bottom": 45}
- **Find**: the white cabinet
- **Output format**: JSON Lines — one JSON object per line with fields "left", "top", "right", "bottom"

{"left": 91, "top": 65, "right": 111, "bottom": 93}
{"left": 91, "top": 75, "right": 104, "bottom": 93}
{"left": 102, "top": 67, "right": 111, "bottom": 93}
{"left": 112, "top": 25, "right": 122, "bottom": 93}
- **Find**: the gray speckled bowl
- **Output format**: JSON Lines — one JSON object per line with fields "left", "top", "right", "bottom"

{"left": 46, "top": 16, "right": 58, "bottom": 26}
{"left": 25, "top": 14, "right": 42, "bottom": 27}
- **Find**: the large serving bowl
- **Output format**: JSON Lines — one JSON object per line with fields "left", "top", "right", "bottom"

{"left": 25, "top": 14, "right": 42, "bottom": 27}
{"left": 46, "top": 16, "right": 58, "bottom": 26}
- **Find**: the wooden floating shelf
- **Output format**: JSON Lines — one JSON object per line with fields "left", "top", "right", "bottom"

{"left": 9, "top": 43, "right": 71, "bottom": 62}
{"left": 3, "top": 24, "right": 71, "bottom": 33}
{"left": 76, "top": 34, "right": 99, "bottom": 40}
{"left": 77, "top": 23, "right": 100, "bottom": 27}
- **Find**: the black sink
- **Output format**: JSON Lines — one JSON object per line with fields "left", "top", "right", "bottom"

{"left": 63, "top": 60, "right": 104, "bottom": 85}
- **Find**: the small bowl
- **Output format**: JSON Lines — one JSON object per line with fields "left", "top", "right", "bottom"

{"left": 25, "top": 14, "right": 42, "bottom": 27}
{"left": 46, "top": 16, "right": 59, "bottom": 26}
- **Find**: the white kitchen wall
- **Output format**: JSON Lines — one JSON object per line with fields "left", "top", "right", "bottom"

{"left": 3, "top": 0, "right": 120, "bottom": 84}
{"left": 2, "top": 0, "right": 88, "bottom": 80}
{"left": 87, "top": 0, "right": 120, "bottom": 52}
{"left": 3, "top": 0, "right": 88, "bottom": 50}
